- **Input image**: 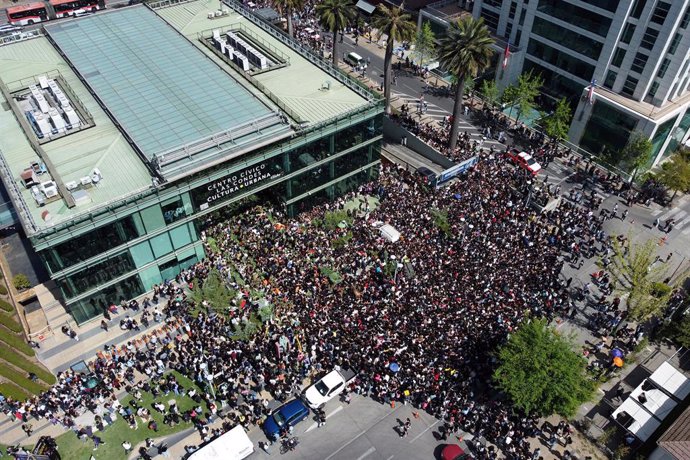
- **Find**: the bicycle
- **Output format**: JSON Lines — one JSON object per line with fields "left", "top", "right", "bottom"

{"left": 279, "top": 436, "right": 299, "bottom": 454}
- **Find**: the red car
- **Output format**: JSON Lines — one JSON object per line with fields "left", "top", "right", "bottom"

{"left": 441, "top": 444, "right": 469, "bottom": 460}
{"left": 506, "top": 148, "right": 542, "bottom": 176}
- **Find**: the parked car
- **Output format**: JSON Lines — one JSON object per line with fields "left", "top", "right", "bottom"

{"left": 441, "top": 444, "right": 469, "bottom": 460}
{"left": 303, "top": 367, "right": 356, "bottom": 409}
{"left": 263, "top": 399, "right": 310, "bottom": 440}
{"left": 506, "top": 149, "right": 541, "bottom": 176}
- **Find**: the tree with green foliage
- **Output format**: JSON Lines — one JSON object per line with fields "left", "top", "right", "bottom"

{"left": 438, "top": 17, "right": 495, "bottom": 151}
{"left": 607, "top": 238, "right": 678, "bottom": 322}
{"left": 542, "top": 97, "right": 572, "bottom": 141}
{"left": 494, "top": 318, "right": 595, "bottom": 417}
{"left": 371, "top": 4, "right": 416, "bottom": 114}
{"left": 413, "top": 22, "right": 436, "bottom": 68}
{"left": 513, "top": 70, "right": 543, "bottom": 124}
{"left": 12, "top": 274, "right": 30, "bottom": 291}
{"left": 480, "top": 79, "right": 500, "bottom": 109}
{"left": 272, "top": 0, "right": 305, "bottom": 37}
{"left": 658, "top": 314, "right": 690, "bottom": 348}
{"left": 656, "top": 151, "right": 690, "bottom": 202}
{"left": 316, "top": 0, "right": 355, "bottom": 66}
{"left": 619, "top": 130, "right": 653, "bottom": 182}
{"left": 189, "top": 269, "right": 235, "bottom": 314}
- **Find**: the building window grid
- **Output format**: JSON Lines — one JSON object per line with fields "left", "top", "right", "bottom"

{"left": 611, "top": 47, "right": 626, "bottom": 67}
{"left": 621, "top": 23, "right": 635, "bottom": 44}
{"left": 640, "top": 27, "right": 659, "bottom": 50}
{"left": 657, "top": 58, "right": 671, "bottom": 78}
{"left": 631, "top": 0, "right": 648, "bottom": 19}
{"left": 650, "top": 1, "right": 671, "bottom": 25}
{"left": 681, "top": 6, "right": 690, "bottom": 29}
{"left": 630, "top": 52, "right": 649, "bottom": 74}
{"left": 668, "top": 33, "right": 682, "bottom": 55}
{"left": 621, "top": 76, "right": 639, "bottom": 97}
{"left": 509, "top": 1, "right": 517, "bottom": 19}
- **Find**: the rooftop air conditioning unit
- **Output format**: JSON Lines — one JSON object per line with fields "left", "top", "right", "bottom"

{"left": 207, "top": 12, "right": 215, "bottom": 19}
{"left": 65, "top": 181, "right": 78, "bottom": 191}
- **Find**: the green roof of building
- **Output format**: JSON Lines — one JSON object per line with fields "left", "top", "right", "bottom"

{"left": 155, "top": 0, "right": 369, "bottom": 124}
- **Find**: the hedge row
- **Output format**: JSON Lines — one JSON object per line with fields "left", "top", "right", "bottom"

{"left": 0, "top": 382, "right": 31, "bottom": 402}
{"left": 0, "top": 363, "right": 46, "bottom": 395}
{"left": 0, "top": 329, "right": 34, "bottom": 356}
{"left": 0, "top": 299, "right": 13, "bottom": 313}
{"left": 0, "top": 312, "right": 22, "bottom": 333}
{"left": 0, "top": 285, "right": 7, "bottom": 296}
{"left": 0, "top": 343, "right": 54, "bottom": 384}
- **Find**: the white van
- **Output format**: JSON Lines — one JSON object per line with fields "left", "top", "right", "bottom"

{"left": 345, "top": 52, "right": 367, "bottom": 69}
{"left": 188, "top": 426, "right": 253, "bottom": 460}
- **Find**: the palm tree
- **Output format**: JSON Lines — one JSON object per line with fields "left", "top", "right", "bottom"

{"left": 272, "top": 0, "right": 304, "bottom": 38}
{"left": 316, "top": 0, "right": 355, "bottom": 66}
{"left": 438, "top": 17, "right": 494, "bottom": 151}
{"left": 371, "top": 4, "right": 416, "bottom": 114}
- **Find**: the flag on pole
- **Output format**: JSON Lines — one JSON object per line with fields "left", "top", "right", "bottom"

{"left": 502, "top": 41, "right": 511, "bottom": 69}
{"left": 587, "top": 79, "right": 597, "bottom": 104}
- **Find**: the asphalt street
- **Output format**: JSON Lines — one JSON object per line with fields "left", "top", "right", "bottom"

{"left": 246, "top": 394, "right": 458, "bottom": 460}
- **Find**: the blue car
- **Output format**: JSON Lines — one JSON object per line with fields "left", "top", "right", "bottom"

{"left": 263, "top": 399, "right": 310, "bottom": 440}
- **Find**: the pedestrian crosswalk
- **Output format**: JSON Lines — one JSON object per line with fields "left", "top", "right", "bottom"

{"left": 650, "top": 203, "right": 690, "bottom": 234}
{"left": 396, "top": 91, "right": 507, "bottom": 149}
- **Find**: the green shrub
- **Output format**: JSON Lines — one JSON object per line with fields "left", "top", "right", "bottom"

{"left": 0, "top": 363, "right": 46, "bottom": 395}
{"left": 0, "top": 329, "right": 33, "bottom": 356}
{"left": 0, "top": 382, "right": 31, "bottom": 401}
{"left": 320, "top": 266, "right": 343, "bottom": 284}
{"left": 12, "top": 274, "right": 30, "bottom": 291}
{"left": 0, "top": 284, "right": 7, "bottom": 296}
{"left": 322, "top": 210, "right": 353, "bottom": 230}
{"left": 0, "top": 343, "right": 55, "bottom": 384}
{"left": 0, "top": 300, "right": 13, "bottom": 313}
{"left": 0, "top": 313, "right": 22, "bottom": 333}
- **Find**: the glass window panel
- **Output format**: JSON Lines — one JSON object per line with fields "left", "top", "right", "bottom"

{"left": 139, "top": 265, "right": 162, "bottom": 291}
{"left": 640, "top": 28, "right": 659, "bottom": 50}
{"left": 531, "top": 17, "right": 603, "bottom": 60}
{"left": 621, "top": 23, "right": 635, "bottom": 44}
{"left": 650, "top": 2, "right": 671, "bottom": 25}
{"left": 611, "top": 47, "right": 626, "bottom": 67}
{"left": 68, "top": 273, "right": 145, "bottom": 324}
{"left": 161, "top": 197, "right": 186, "bottom": 225}
{"left": 130, "top": 241, "right": 154, "bottom": 268}
{"left": 169, "top": 224, "right": 192, "bottom": 250}
{"left": 140, "top": 205, "right": 165, "bottom": 233}
{"left": 657, "top": 58, "right": 671, "bottom": 78}
{"left": 536, "top": 0, "right": 611, "bottom": 37}
{"left": 62, "top": 251, "right": 135, "bottom": 299}
{"left": 668, "top": 33, "right": 682, "bottom": 55}
{"left": 630, "top": 52, "right": 648, "bottom": 74}
{"left": 527, "top": 39, "right": 595, "bottom": 81}
{"left": 150, "top": 233, "right": 173, "bottom": 258}
{"left": 621, "top": 76, "right": 639, "bottom": 96}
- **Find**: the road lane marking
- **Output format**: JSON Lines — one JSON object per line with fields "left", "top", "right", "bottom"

{"left": 409, "top": 419, "right": 440, "bottom": 443}
{"left": 325, "top": 405, "right": 401, "bottom": 460}
{"left": 356, "top": 447, "right": 377, "bottom": 460}
{"left": 305, "top": 405, "right": 344, "bottom": 432}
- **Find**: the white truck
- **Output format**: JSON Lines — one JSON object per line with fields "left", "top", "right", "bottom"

{"left": 187, "top": 425, "right": 253, "bottom": 460}
{"left": 303, "top": 367, "right": 356, "bottom": 409}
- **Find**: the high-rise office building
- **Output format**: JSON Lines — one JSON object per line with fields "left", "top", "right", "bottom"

{"left": 421, "top": 0, "right": 690, "bottom": 168}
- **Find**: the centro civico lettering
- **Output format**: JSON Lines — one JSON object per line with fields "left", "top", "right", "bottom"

{"left": 205, "top": 164, "right": 271, "bottom": 204}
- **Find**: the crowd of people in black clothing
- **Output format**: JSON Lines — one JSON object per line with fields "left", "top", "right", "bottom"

{"left": 2, "top": 137, "right": 653, "bottom": 459}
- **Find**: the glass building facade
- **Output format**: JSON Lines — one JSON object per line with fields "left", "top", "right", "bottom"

{"left": 33, "top": 110, "right": 383, "bottom": 324}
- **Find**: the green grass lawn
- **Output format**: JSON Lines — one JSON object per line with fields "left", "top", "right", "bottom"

{"left": 55, "top": 372, "right": 201, "bottom": 460}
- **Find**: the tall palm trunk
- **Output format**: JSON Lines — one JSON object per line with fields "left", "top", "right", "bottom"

{"left": 382, "top": 37, "right": 393, "bottom": 114}
{"left": 287, "top": 9, "right": 294, "bottom": 37}
{"left": 332, "top": 31, "right": 339, "bottom": 66}
{"left": 448, "top": 75, "right": 465, "bottom": 151}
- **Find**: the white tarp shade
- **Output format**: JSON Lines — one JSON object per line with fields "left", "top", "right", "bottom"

{"left": 649, "top": 362, "right": 690, "bottom": 400}
{"left": 379, "top": 224, "right": 400, "bottom": 243}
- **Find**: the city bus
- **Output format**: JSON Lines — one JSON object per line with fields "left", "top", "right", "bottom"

{"left": 6, "top": 0, "right": 104, "bottom": 25}
{"left": 50, "top": 0, "right": 102, "bottom": 18}
{"left": 6, "top": 2, "right": 49, "bottom": 25}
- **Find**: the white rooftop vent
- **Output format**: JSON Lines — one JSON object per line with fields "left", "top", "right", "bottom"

{"left": 63, "top": 106, "right": 80, "bottom": 129}
{"left": 33, "top": 112, "right": 52, "bottom": 137}
{"left": 207, "top": 12, "right": 215, "bottom": 19}
{"left": 48, "top": 108, "right": 65, "bottom": 133}
{"left": 222, "top": 8, "right": 229, "bottom": 15}
{"left": 65, "top": 180, "right": 78, "bottom": 191}
{"left": 91, "top": 167, "right": 102, "bottom": 184}
{"left": 80, "top": 175, "right": 92, "bottom": 186}
{"left": 215, "top": 10, "right": 222, "bottom": 17}
{"left": 38, "top": 75, "right": 49, "bottom": 89}
{"left": 40, "top": 180, "right": 58, "bottom": 198}
{"left": 33, "top": 93, "right": 50, "bottom": 113}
